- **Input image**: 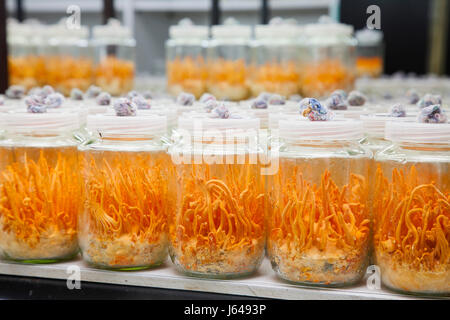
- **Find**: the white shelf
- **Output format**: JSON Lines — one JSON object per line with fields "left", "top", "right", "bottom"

{"left": 0, "top": 257, "right": 433, "bottom": 300}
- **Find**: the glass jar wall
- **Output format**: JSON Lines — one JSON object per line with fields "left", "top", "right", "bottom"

{"left": 78, "top": 113, "right": 169, "bottom": 270}
{"left": 168, "top": 114, "right": 265, "bottom": 278}
{"left": 373, "top": 122, "right": 449, "bottom": 295}
{"left": 92, "top": 19, "right": 136, "bottom": 96}
{"left": 7, "top": 20, "right": 40, "bottom": 90}
{"left": 299, "top": 23, "right": 357, "bottom": 98}
{"left": 268, "top": 119, "right": 371, "bottom": 286}
{"left": 250, "top": 24, "right": 301, "bottom": 97}
{"left": 0, "top": 110, "right": 81, "bottom": 263}
{"left": 42, "top": 23, "right": 94, "bottom": 95}
{"left": 166, "top": 19, "right": 208, "bottom": 99}
{"left": 355, "top": 29, "right": 384, "bottom": 78}
{"left": 207, "top": 21, "right": 251, "bottom": 101}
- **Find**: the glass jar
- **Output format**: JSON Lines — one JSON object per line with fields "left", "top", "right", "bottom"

{"left": 92, "top": 19, "right": 136, "bottom": 96}
{"left": 360, "top": 114, "right": 417, "bottom": 154}
{"left": 168, "top": 114, "right": 265, "bottom": 278}
{"left": 250, "top": 24, "right": 301, "bottom": 97}
{"left": 7, "top": 20, "right": 40, "bottom": 90}
{"left": 355, "top": 29, "right": 384, "bottom": 78}
{"left": 268, "top": 119, "right": 371, "bottom": 286}
{"left": 166, "top": 19, "right": 208, "bottom": 99}
{"left": 373, "top": 121, "right": 449, "bottom": 295}
{"left": 0, "top": 110, "right": 81, "bottom": 263}
{"left": 207, "top": 21, "right": 251, "bottom": 101}
{"left": 299, "top": 23, "right": 357, "bottom": 98}
{"left": 78, "top": 113, "right": 169, "bottom": 270}
{"left": 42, "top": 23, "right": 94, "bottom": 96}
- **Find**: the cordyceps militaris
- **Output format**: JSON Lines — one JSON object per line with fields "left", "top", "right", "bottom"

{"left": 0, "top": 148, "right": 80, "bottom": 252}
{"left": 373, "top": 165, "right": 450, "bottom": 271}
{"left": 270, "top": 168, "right": 370, "bottom": 253}
{"left": 170, "top": 162, "right": 265, "bottom": 273}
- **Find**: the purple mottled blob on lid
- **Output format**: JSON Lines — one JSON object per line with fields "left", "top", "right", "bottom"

{"left": 200, "top": 93, "right": 216, "bottom": 104}
{"left": 70, "top": 88, "right": 84, "bottom": 100}
{"left": 96, "top": 92, "right": 111, "bottom": 106}
{"left": 210, "top": 104, "right": 230, "bottom": 119}
{"left": 132, "top": 96, "right": 151, "bottom": 110}
{"left": 300, "top": 98, "right": 332, "bottom": 121}
{"left": 405, "top": 89, "right": 420, "bottom": 105}
{"left": 417, "top": 105, "right": 447, "bottom": 123}
{"left": 44, "top": 93, "right": 65, "bottom": 108}
{"left": 347, "top": 90, "right": 367, "bottom": 106}
{"left": 331, "top": 89, "right": 347, "bottom": 100}
{"left": 204, "top": 99, "right": 218, "bottom": 113}
{"left": 326, "top": 93, "right": 347, "bottom": 110}
{"left": 417, "top": 93, "right": 442, "bottom": 109}
{"left": 176, "top": 92, "right": 195, "bottom": 106}
{"left": 6, "top": 85, "right": 25, "bottom": 99}
{"left": 389, "top": 104, "right": 407, "bottom": 117}
{"left": 113, "top": 98, "right": 137, "bottom": 116}
{"left": 25, "top": 95, "right": 47, "bottom": 113}
{"left": 251, "top": 99, "right": 268, "bottom": 109}
{"left": 86, "top": 85, "right": 102, "bottom": 98}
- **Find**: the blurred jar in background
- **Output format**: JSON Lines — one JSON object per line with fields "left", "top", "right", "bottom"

{"left": 355, "top": 29, "right": 384, "bottom": 78}
{"left": 92, "top": 19, "right": 136, "bottom": 96}
{"left": 207, "top": 18, "right": 251, "bottom": 101}
{"left": 42, "top": 20, "right": 93, "bottom": 95}
{"left": 7, "top": 19, "right": 39, "bottom": 90}
{"left": 299, "top": 20, "right": 357, "bottom": 98}
{"left": 166, "top": 18, "right": 209, "bottom": 99}
{"left": 250, "top": 19, "right": 302, "bottom": 98}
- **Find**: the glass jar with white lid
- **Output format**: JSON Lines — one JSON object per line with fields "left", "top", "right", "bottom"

{"left": 166, "top": 18, "right": 209, "bottom": 99}
{"left": 0, "top": 109, "right": 81, "bottom": 263}
{"left": 78, "top": 112, "right": 169, "bottom": 270}
{"left": 268, "top": 118, "right": 372, "bottom": 286}
{"left": 42, "top": 21, "right": 94, "bottom": 95}
{"left": 207, "top": 19, "right": 252, "bottom": 101}
{"left": 168, "top": 113, "right": 266, "bottom": 278}
{"left": 7, "top": 19, "right": 39, "bottom": 90}
{"left": 250, "top": 23, "right": 302, "bottom": 97}
{"left": 92, "top": 19, "right": 136, "bottom": 96}
{"left": 373, "top": 121, "right": 449, "bottom": 295}
{"left": 299, "top": 22, "right": 357, "bottom": 98}
{"left": 355, "top": 29, "right": 384, "bottom": 78}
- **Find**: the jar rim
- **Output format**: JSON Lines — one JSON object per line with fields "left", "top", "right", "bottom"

{"left": 279, "top": 119, "right": 364, "bottom": 141}
{"left": 87, "top": 113, "right": 167, "bottom": 137}
{"left": 385, "top": 121, "right": 450, "bottom": 144}
{"left": 2, "top": 109, "right": 80, "bottom": 134}
{"left": 360, "top": 113, "right": 417, "bottom": 137}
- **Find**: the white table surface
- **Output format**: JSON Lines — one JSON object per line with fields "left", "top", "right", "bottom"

{"left": 0, "top": 256, "right": 439, "bottom": 300}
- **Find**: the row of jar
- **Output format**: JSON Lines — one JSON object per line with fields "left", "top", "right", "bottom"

{"left": 166, "top": 19, "right": 384, "bottom": 100}
{"left": 0, "top": 110, "right": 447, "bottom": 296}
{"left": 7, "top": 19, "right": 135, "bottom": 96}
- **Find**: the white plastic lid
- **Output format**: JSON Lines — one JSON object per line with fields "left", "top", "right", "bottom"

{"left": 356, "top": 28, "right": 383, "bottom": 45}
{"left": 279, "top": 119, "right": 364, "bottom": 141}
{"left": 360, "top": 113, "right": 416, "bottom": 137}
{"left": 2, "top": 110, "right": 80, "bottom": 134}
{"left": 87, "top": 113, "right": 167, "bottom": 137}
{"left": 304, "top": 23, "right": 354, "bottom": 38}
{"left": 333, "top": 107, "right": 370, "bottom": 120}
{"left": 169, "top": 18, "right": 209, "bottom": 39}
{"left": 385, "top": 121, "right": 450, "bottom": 144}
{"left": 254, "top": 24, "right": 302, "bottom": 39}
{"left": 178, "top": 114, "right": 259, "bottom": 134}
{"left": 211, "top": 25, "right": 252, "bottom": 39}
{"left": 93, "top": 18, "right": 132, "bottom": 39}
